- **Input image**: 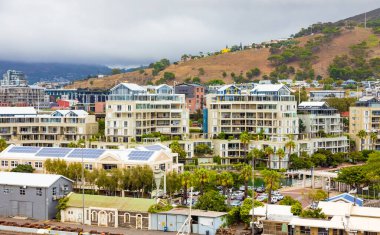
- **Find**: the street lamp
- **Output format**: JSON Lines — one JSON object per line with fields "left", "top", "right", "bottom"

{"left": 79, "top": 142, "right": 85, "bottom": 227}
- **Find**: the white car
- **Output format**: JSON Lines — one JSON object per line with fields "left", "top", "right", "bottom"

{"left": 270, "top": 197, "right": 278, "bottom": 204}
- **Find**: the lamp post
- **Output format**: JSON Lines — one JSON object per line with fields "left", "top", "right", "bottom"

{"left": 80, "top": 143, "right": 85, "bottom": 227}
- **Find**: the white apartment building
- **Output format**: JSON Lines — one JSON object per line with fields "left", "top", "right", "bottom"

{"left": 205, "top": 84, "right": 298, "bottom": 140}
{"left": 298, "top": 102, "right": 343, "bottom": 138}
{"left": 0, "top": 107, "right": 98, "bottom": 147}
{"left": 106, "top": 83, "right": 189, "bottom": 143}
{"left": 309, "top": 90, "right": 345, "bottom": 101}
{"left": 1, "top": 70, "right": 27, "bottom": 86}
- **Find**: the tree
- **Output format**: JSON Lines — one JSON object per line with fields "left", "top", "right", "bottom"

{"left": 166, "top": 171, "right": 181, "bottom": 198}
{"left": 276, "top": 148, "right": 285, "bottom": 169}
{"left": 11, "top": 164, "right": 35, "bottom": 173}
{"left": 111, "top": 68, "right": 122, "bottom": 75}
{"left": 240, "top": 198, "right": 264, "bottom": 226}
{"left": 291, "top": 202, "right": 303, "bottom": 216}
{"left": 307, "top": 189, "right": 328, "bottom": 204}
{"left": 337, "top": 166, "right": 368, "bottom": 205}
{"left": 261, "top": 169, "right": 282, "bottom": 203}
{"left": 300, "top": 208, "right": 326, "bottom": 219}
{"left": 218, "top": 172, "right": 234, "bottom": 196}
{"left": 194, "top": 144, "right": 212, "bottom": 156}
{"left": 264, "top": 146, "right": 274, "bottom": 168}
{"left": 0, "top": 138, "right": 8, "bottom": 151}
{"left": 280, "top": 196, "right": 300, "bottom": 206}
{"left": 194, "top": 190, "right": 227, "bottom": 212}
{"left": 356, "top": 130, "right": 367, "bottom": 151}
{"left": 193, "top": 168, "right": 209, "bottom": 195}
{"left": 285, "top": 135, "right": 296, "bottom": 156}
{"left": 239, "top": 164, "right": 252, "bottom": 199}
{"left": 181, "top": 171, "right": 192, "bottom": 205}
{"left": 370, "top": 132, "right": 377, "bottom": 150}
{"left": 240, "top": 132, "right": 251, "bottom": 161}
{"left": 170, "top": 141, "right": 186, "bottom": 161}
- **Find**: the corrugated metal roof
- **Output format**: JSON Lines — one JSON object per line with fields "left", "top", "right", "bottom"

{"left": 66, "top": 193, "right": 155, "bottom": 212}
{"left": 0, "top": 172, "right": 72, "bottom": 188}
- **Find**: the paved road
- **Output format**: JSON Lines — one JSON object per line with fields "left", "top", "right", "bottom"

{"left": 0, "top": 217, "right": 176, "bottom": 235}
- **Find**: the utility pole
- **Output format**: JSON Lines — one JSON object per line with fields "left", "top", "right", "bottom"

{"left": 251, "top": 157, "right": 255, "bottom": 235}
{"left": 365, "top": 12, "right": 367, "bottom": 29}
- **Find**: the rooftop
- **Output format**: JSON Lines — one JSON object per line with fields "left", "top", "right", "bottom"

{"left": 160, "top": 208, "right": 227, "bottom": 218}
{"left": 0, "top": 172, "right": 72, "bottom": 188}
{"left": 0, "top": 107, "right": 37, "bottom": 116}
{"left": 66, "top": 193, "right": 155, "bottom": 212}
{"left": 251, "top": 84, "right": 286, "bottom": 92}
{"left": 326, "top": 193, "right": 363, "bottom": 206}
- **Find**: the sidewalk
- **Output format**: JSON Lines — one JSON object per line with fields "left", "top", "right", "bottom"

{"left": 0, "top": 217, "right": 176, "bottom": 235}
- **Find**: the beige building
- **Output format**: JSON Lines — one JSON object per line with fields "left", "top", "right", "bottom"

{"left": 205, "top": 84, "right": 298, "bottom": 140}
{"left": 0, "top": 144, "right": 182, "bottom": 173}
{"left": 106, "top": 83, "right": 189, "bottom": 143}
{"left": 0, "top": 107, "right": 98, "bottom": 147}
{"left": 349, "top": 97, "right": 380, "bottom": 150}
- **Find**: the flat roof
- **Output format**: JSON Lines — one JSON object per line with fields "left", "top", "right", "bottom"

{"left": 66, "top": 193, "right": 155, "bottom": 212}
{"left": 0, "top": 172, "right": 72, "bottom": 188}
{"left": 160, "top": 208, "right": 226, "bottom": 218}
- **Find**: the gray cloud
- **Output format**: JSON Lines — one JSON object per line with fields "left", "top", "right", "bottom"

{"left": 0, "top": 0, "right": 378, "bottom": 67}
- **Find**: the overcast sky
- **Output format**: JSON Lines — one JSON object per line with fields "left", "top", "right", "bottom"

{"left": 0, "top": 0, "right": 378, "bottom": 67}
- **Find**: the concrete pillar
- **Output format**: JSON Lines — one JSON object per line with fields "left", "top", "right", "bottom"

{"left": 321, "top": 177, "right": 325, "bottom": 190}
{"left": 302, "top": 174, "right": 306, "bottom": 188}
{"left": 311, "top": 174, "right": 315, "bottom": 189}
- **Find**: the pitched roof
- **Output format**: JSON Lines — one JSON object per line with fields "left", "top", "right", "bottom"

{"left": 118, "top": 83, "right": 146, "bottom": 92}
{"left": 298, "top": 102, "right": 326, "bottom": 108}
{"left": 217, "top": 84, "right": 239, "bottom": 92}
{"left": 66, "top": 193, "right": 155, "bottom": 212}
{"left": 0, "top": 172, "right": 73, "bottom": 188}
{"left": 327, "top": 193, "right": 363, "bottom": 206}
{"left": 251, "top": 84, "right": 287, "bottom": 93}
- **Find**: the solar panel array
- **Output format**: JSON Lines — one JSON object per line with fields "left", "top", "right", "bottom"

{"left": 67, "top": 149, "right": 106, "bottom": 159}
{"left": 128, "top": 151, "right": 154, "bottom": 161}
{"left": 8, "top": 146, "right": 41, "bottom": 153}
{"left": 144, "top": 145, "right": 164, "bottom": 151}
{"left": 36, "top": 148, "right": 73, "bottom": 158}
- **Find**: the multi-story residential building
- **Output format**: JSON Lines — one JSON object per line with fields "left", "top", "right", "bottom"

{"left": 106, "top": 83, "right": 189, "bottom": 143}
{"left": 309, "top": 90, "right": 345, "bottom": 101}
{"left": 297, "top": 136, "right": 349, "bottom": 155}
{"left": 0, "top": 144, "right": 182, "bottom": 173}
{"left": 205, "top": 84, "right": 298, "bottom": 140}
{"left": 298, "top": 102, "right": 343, "bottom": 138}
{"left": 1, "top": 70, "right": 28, "bottom": 86}
{"left": 0, "top": 107, "right": 98, "bottom": 147}
{"left": 349, "top": 96, "right": 380, "bottom": 150}
{"left": 0, "top": 85, "right": 50, "bottom": 108}
{"left": 174, "top": 83, "right": 205, "bottom": 114}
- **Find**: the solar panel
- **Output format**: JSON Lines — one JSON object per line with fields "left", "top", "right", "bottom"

{"left": 128, "top": 151, "right": 154, "bottom": 161}
{"left": 36, "top": 148, "right": 72, "bottom": 158}
{"left": 144, "top": 145, "right": 164, "bottom": 151}
{"left": 67, "top": 149, "right": 105, "bottom": 159}
{"left": 8, "top": 146, "right": 41, "bottom": 153}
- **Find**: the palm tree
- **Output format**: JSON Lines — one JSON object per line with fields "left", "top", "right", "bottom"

{"left": 193, "top": 168, "right": 209, "bottom": 195}
{"left": 240, "top": 131, "right": 251, "bottom": 162}
{"left": 285, "top": 134, "right": 296, "bottom": 156}
{"left": 218, "top": 171, "right": 234, "bottom": 196}
{"left": 261, "top": 169, "right": 282, "bottom": 204}
{"left": 276, "top": 148, "right": 285, "bottom": 170}
{"left": 264, "top": 146, "right": 274, "bottom": 169}
{"left": 0, "top": 139, "right": 8, "bottom": 152}
{"left": 239, "top": 164, "right": 252, "bottom": 199}
{"left": 356, "top": 130, "right": 367, "bottom": 151}
{"left": 181, "top": 172, "right": 192, "bottom": 205}
{"left": 370, "top": 132, "right": 377, "bottom": 150}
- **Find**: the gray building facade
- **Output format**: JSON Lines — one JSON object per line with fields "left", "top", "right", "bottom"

{"left": 0, "top": 172, "right": 73, "bottom": 220}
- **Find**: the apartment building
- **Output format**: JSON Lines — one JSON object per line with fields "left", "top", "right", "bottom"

{"left": 174, "top": 83, "right": 205, "bottom": 114}
{"left": 1, "top": 70, "right": 27, "bottom": 86}
{"left": 205, "top": 84, "right": 298, "bottom": 139}
{"left": 0, "top": 144, "right": 182, "bottom": 173}
{"left": 106, "top": 83, "right": 189, "bottom": 143}
{"left": 0, "top": 85, "right": 50, "bottom": 108}
{"left": 298, "top": 102, "right": 343, "bottom": 138}
{"left": 349, "top": 96, "right": 380, "bottom": 150}
{"left": 309, "top": 90, "right": 345, "bottom": 101}
{"left": 0, "top": 107, "right": 98, "bottom": 147}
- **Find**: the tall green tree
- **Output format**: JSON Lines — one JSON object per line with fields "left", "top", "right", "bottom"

{"left": 276, "top": 148, "right": 285, "bottom": 169}
{"left": 356, "top": 130, "right": 367, "bottom": 151}
{"left": 194, "top": 190, "right": 227, "bottom": 212}
{"left": 370, "top": 132, "right": 377, "bottom": 150}
{"left": 264, "top": 146, "right": 274, "bottom": 168}
{"left": 193, "top": 168, "right": 209, "bottom": 195}
{"left": 218, "top": 171, "right": 234, "bottom": 196}
{"left": 166, "top": 171, "right": 181, "bottom": 198}
{"left": 261, "top": 169, "right": 283, "bottom": 203}
{"left": 285, "top": 135, "right": 296, "bottom": 156}
{"left": 337, "top": 166, "right": 368, "bottom": 205}
{"left": 239, "top": 164, "right": 252, "bottom": 199}
{"left": 170, "top": 141, "right": 186, "bottom": 161}
{"left": 181, "top": 171, "right": 192, "bottom": 204}
{"left": 239, "top": 132, "right": 251, "bottom": 161}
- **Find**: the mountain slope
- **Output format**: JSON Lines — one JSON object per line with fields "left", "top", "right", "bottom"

{"left": 66, "top": 27, "right": 379, "bottom": 90}
{"left": 337, "top": 7, "right": 380, "bottom": 24}
{"left": 0, "top": 61, "right": 112, "bottom": 84}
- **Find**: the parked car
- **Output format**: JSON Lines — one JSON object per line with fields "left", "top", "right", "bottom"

{"left": 230, "top": 200, "right": 242, "bottom": 207}
{"left": 257, "top": 195, "right": 267, "bottom": 202}
{"left": 256, "top": 187, "right": 265, "bottom": 193}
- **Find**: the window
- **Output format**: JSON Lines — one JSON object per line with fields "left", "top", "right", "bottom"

{"left": 1, "top": 160, "right": 8, "bottom": 167}
{"left": 92, "top": 211, "right": 98, "bottom": 221}
{"left": 109, "top": 212, "right": 114, "bottom": 222}
{"left": 36, "top": 188, "right": 42, "bottom": 196}
{"left": 300, "top": 226, "right": 311, "bottom": 235}
{"left": 86, "top": 210, "right": 89, "bottom": 220}
{"left": 3, "top": 188, "right": 10, "bottom": 194}
{"left": 318, "top": 228, "right": 328, "bottom": 235}
{"left": 34, "top": 162, "right": 42, "bottom": 168}
{"left": 117, "top": 105, "right": 122, "bottom": 111}
{"left": 85, "top": 164, "right": 93, "bottom": 170}
{"left": 128, "top": 105, "right": 131, "bottom": 111}
{"left": 127, "top": 113, "right": 132, "bottom": 118}
{"left": 124, "top": 213, "right": 130, "bottom": 223}
{"left": 364, "top": 232, "right": 377, "bottom": 235}
{"left": 20, "top": 187, "right": 25, "bottom": 195}
{"left": 11, "top": 161, "right": 18, "bottom": 167}
{"left": 124, "top": 121, "right": 128, "bottom": 127}
{"left": 25, "top": 162, "right": 32, "bottom": 166}
{"left": 52, "top": 187, "right": 57, "bottom": 195}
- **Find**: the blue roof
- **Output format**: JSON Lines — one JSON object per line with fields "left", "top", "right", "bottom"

{"left": 327, "top": 193, "right": 363, "bottom": 206}
{"left": 144, "top": 145, "right": 165, "bottom": 151}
